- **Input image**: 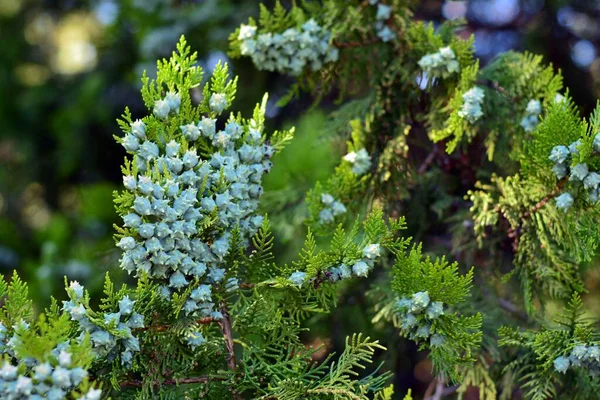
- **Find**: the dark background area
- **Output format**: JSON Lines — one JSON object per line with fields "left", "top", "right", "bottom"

{"left": 1, "top": 0, "right": 599, "bottom": 397}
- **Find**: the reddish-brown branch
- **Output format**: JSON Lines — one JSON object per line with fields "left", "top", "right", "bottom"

{"left": 497, "top": 298, "right": 529, "bottom": 321}
{"left": 423, "top": 379, "right": 437, "bottom": 399}
{"left": 523, "top": 178, "right": 568, "bottom": 219}
{"left": 424, "top": 378, "right": 453, "bottom": 400}
{"left": 507, "top": 178, "right": 567, "bottom": 251}
{"left": 239, "top": 283, "right": 255, "bottom": 289}
{"left": 120, "top": 375, "right": 223, "bottom": 388}
{"left": 430, "top": 379, "right": 446, "bottom": 400}
{"left": 130, "top": 306, "right": 240, "bottom": 395}
{"left": 418, "top": 144, "right": 440, "bottom": 174}
{"left": 475, "top": 79, "right": 508, "bottom": 96}
{"left": 136, "top": 317, "right": 216, "bottom": 333}
{"left": 333, "top": 38, "right": 379, "bottom": 49}
{"left": 218, "top": 302, "right": 242, "bottom": 400}
{"left": 127, "top": 307, "right": 241, "bottom": 396}
{"left": 219, "top": 303, "right": 237, "bottom": 372}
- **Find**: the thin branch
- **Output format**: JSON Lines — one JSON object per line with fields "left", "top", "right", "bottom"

{"left": 333, "top": 38, "right": 379, "bottom": 49}
{"left": 418, "top": 144, "right": 439, "bottom": 174}
{"left": 239, "top": 283, "right": 255, "bottom": 289}
{"left": 424, "top": 379, "right": 436, "bottom": 399}
{"left": 475, "top": 79, "right": 509, "bottom": 97}
{"left": 523, "top": 178, "right": 568, "bottom": 220}
{"left": 219, "top": 302, "right": 242, "bottom": 400}
{"left": 128, "top": 308, "right": 240, "bottom": 396}
{"left": 497, "top": 298, "right": 529, "bottom": 322}
{"left": 427, "top": 378, "right": 446, "bottom": 400}
{"left": 480, "top": 283, "right": 529, "bottom": 322}
{"left": 120, "top": 375, "right": 223, "bottom": 388}
{"left": 507, "top": 177, "right": 567, "bottom": 251}
{"left": 219, "top": 303, "right": 237, "bottom": 372}
{"left": 135, "top": 317, "right": 217, "bottom": 332}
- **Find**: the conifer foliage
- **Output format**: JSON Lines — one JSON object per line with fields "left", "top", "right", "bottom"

{"left": 0, "top": 37, "right": 409, "bottom": 399}
{"left": 228, "top": 0, "right": 599, "bottom": 398}
{"left": 3, "top": 0, "right": 600, "bottom": 399}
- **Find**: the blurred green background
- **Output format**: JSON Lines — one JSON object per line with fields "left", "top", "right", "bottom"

{"left": 1, "top": 0, "right": 600, "bottom": 397}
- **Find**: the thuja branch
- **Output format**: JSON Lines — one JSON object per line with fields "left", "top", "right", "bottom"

{"left": 424, "top": 378, "right": 449, "bottom": 400}
{"left": 418, "top": 143, "right": 441, "bottom": 175}
{"left": 333, "top": 38, "right": 379, "bottom": 49}
{"left": 522, "top": 177, "right": 568, "bottom": 220}
{"left": 475, "top": 79, "right": 507, "bottom": 96}
{"left": 218, "top": 302, "right": 243, "bottom": 400}
{"left": 135, "top": 317, "right": 217, "bottom": 333}
{"left": 497, "top": 298, "right": 529, "bottom": 322}
{"left": 239, "top": 283, "right": 256, "bottom": 289}
{"left": 507, "top": 177, "right": 567, "bottom": 250}
{"left": 481, "top": 284, "right": 529, "bottom": 322}
{"left": 119, "top": 376, "right": 224, "bottom": 388}
{"left": 219, "top": 303, "right": 237, "bottom": 372}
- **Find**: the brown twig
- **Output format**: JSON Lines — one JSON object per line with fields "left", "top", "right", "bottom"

{"left": 239, "top": 283, "right": 255, "bottom": 289}
{"left": 507, "top": 177, "right": 567, "bottom": 251}
{"left": 523, "top": 178, "right": 568, "bottom": 219}
{"left": 136, "top": 317, "right": 217, "bottom": 332}
{"left": 120, "top": 375, "right": 223, "bottom": 388}
{"left": 418, "top": 144, "right": 439, "bottom": 174}
{"left": 219, "top": 302, "right": 243, "bottom": 400}
{"left": 475, "top": 79, "right": 508, "bottom": 96}
{"left": 426, "top": 378, "right": 447, "bottom": 400}
{"left": 497, "top": 298, "right": 529, "bottom": 321}
{"left": 129, "top": 307, "right": 241, "bottom": 396}
{"left": 424, "top": 379, "right": 436, "bottom": 399}
{"left": 219, "top": 303, "right": 237, "bottom": 372}
{"left": 333, "top": 38, "right": 379, "bottom": 49}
